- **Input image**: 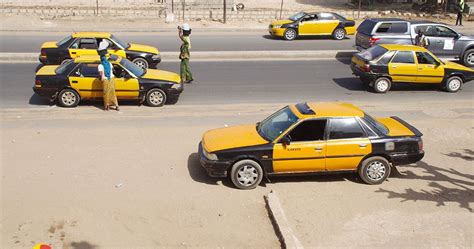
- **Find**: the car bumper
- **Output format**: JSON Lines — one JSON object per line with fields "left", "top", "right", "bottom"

{"left": 39, "top": 55, "right": 48, "bottom": 64}
{"left": 350, "top": 64, "right": 376, "bottom": 82}
{"left": 198, "top": 142, "right": 231, "bottom": 177}
{"left": 345, "top": 26, "right": 356, "bottom": 35}
{"left": 33, "top": 87, "right": 58, "bottom": 100}
{"left": 268, "top": 27, "right": 285, "bottom": 37}
{"left": 145, "top": 54, "right": 162, "bottom": 68}
{"left": 391, "top": 150, "right": 425, "bottom": 166}
{"left": 167, "top": 83, "right": 184, "bottom": 98}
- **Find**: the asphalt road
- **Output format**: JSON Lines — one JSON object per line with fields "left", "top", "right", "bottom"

{"left": 0, "top": 31, "right": 354, "bottom": 53}
{"left": 1, "top": 60, "right": 473, "bottom": 109}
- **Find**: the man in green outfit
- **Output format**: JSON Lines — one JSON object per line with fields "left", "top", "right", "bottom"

{"left": 178, "top": 23, "right": 193, "bottom": 83}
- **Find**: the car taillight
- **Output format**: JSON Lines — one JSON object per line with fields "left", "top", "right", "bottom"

{"left": 418, "top": 140, "right": 423, "bottom": 151}
{"left": 41, "top": 49, "right": 46, "bottom": 56}
{"left": 368, "top": 37, "right": 380, "bottom": 46}
{"left": 35, "top": 80, "right": 42, "bottom": 87}
{"left": 362, "top": 64, "right": 371, "bottom": 72}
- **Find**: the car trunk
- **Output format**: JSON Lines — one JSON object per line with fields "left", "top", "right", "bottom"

{"left": 377, "top": 116, "right": 423, "bottom": 137}
{"left": 356, "top": 32, "right": 371, "bottom": 50}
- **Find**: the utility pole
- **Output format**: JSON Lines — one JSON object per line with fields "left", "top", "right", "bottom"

{"left": 223, "top": 0, "right": 227, "bottom": 23}
{"left": 358, "top": 0, "right": 361, "bottom": 19}
{"left": 96, "top": 0, "right": 99, "bottom": 15}
{"left": 182, "top": 0, "right": 185, "bottom": 20}
{"left": 279, "top": 0, "right": 284, "bottom": 19}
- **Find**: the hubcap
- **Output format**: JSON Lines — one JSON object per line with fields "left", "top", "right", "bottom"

{"left": 134, "top": 60, "right": 147, "bottom": 69}
{"left": 466, "top": 52, "right": 474, "bottom": 65}
{"left": 448, "top": 78, "right": 461, "bottom": 91}
{"left": 149, "top": 91, "right": 164, "bottom": 105}
{"left": 286, "top": 30, "right": 295, "bottom": 40}
{"left": 61, "top": 91, "right": 76, "bottom": 106}
{"left": 336, "top": 30, "right": 344, "bottom": 39}
{"left": 376, "top": 80, "right": 389, "bottom": 92}
{"left": 237, "top": 165, "right": 259, "bottom": 186}
{"left": 366, "top": 161, "right": 386, "bottom": 181}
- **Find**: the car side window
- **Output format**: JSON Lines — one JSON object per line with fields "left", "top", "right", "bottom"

{"left": 78, "top": 38, "right": 98, "bottom": 49}
{"left": 416, "top": 52, "right": 438, "bottom": 65}
{"left": 391, "top": 51, "right": 415, "bottom": 64}
{"left": 414, "top": 25, "right": 436, "bottom": 36}
{"left": 287, "top": 120, "right": 327, "bottom": 142}
{"left": 318, "top": 13, "right": 334, "bottom": 20}
{"left": 79, "top": 63, "right": 100, "bottom": 77}
{"left": 376, "top": 22, "right": 407, "bottom": 33}
{"left": 328, "top": 118, "right": 366, "bottom": 140}
{"left": 434, "top": 26, "right": 457, "bottom": 38}
{"left": 301, "top": 14, "right": 317, "bottom": 22}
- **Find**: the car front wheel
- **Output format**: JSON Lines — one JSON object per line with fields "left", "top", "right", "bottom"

{"left": 146, "top": 88, "right": 167, "bottom": 107}
{"left": 445, "top": 76, "right": 463, "bottom": 92}
{"left": 283, "top": 28, "right": 297, "bottom": 41}
{"left": 230, "top": 159, "right": 263, "bottom": 190}
{"left": 462, "top": 49, "right": 474, "bottom": 67}
{"left": 359, "top": 156, "right": 391, "bottom": 185}
{"left": 57, "top": 88, "right": 80, "bottom": 107}
{"left": 133, "top": 57, "right": 149, "bottom": 69}
{"left": 373, "top": 77, "right": 391, "bottom": 93}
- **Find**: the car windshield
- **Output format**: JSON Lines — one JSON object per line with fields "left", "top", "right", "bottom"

{"left": 257, "top": 106, "right": 299, "bottom": 141}
{"left": 56, "top": 35, "right": 72, "bottom": 47}
{"left": 359, "top": 45, "right": 388, "bottom": 61}
{"left": 364, "top": 113, "right": 389, "bottom": 135}
{"left": 119, "top": 58, "right": 145, "bottom": 77}
{"left": 55, "top": 60, "right": 75, "bottom": 74}
{"left": 289, "top": 12, "right": 306, "bottom": 21}
{"left": 111, "top": 35, "right": 130, "bottom": 49}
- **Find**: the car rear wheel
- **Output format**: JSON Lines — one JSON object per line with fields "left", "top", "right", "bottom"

{"left": 230, "top": 159, "right": 263, "bottom": 190}
{"left": 133, "top": 57, "right": 149, "bottom": 69}
{"left": 57, "top": 88, "right": 80, "bottom": 108}
{"left": 445, "top": 76, "right": 463, "bottom": 92}
{"left": 359, "top": 156, "right": 391, "bottom": 185}
{"left": 333, "top": 28, "right": 346, "bottom": 40}
{"left": 283, "top": 28, "right": 297, "bottom": 41}
{"left": 373, "top": 77, "right": 391, "bottom": 93}
{"left": 146, "top": 88, "right": 167, "bottom": 107}
{"left": 462, "top": 49, "right": 474, "bottom": 67}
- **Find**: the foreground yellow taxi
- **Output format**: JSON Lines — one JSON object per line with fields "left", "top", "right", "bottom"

{"left": 351, "top": 44, "right": 474, "bottom": 93}
{"left": 269, "top": 12, "right": 356, "bottom": 40}
{"left": 39, "top": 32, "right": 161, "bottom": 69}
{"left": 199, "top": 102, "right": 424, "bottom": 189}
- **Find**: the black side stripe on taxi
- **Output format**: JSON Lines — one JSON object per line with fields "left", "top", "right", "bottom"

{"left": 274, "top": 154, "right": 366, "bottom": 161}
{"left": 78, "top": 89, "right": 139, "bottom": 92}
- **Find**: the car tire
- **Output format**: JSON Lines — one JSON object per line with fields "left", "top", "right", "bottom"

{"left": 444, "top": 76, "right": 463, "bottom": 92}
{"left": 462, "top": 49, "right": 474, "bottom": 67}
{"left": 373, "top": 77, "right": 391, "bottom": 93}
{"left": 146, "top": 88, "right": 167, "bottom": 107}
{"left": 333, "top": 28, "right": 346, "bottom": 40}
{"left": 283, "top": 28, "right": 297, "bottom": 41}
{"left": 230, "top": 159, "right": 263, "bottom": 190}
{"left": 358, "top": 156, "right": 391, "bottom": 185}
{"left": 57, "top": 88, "right": 80, "bottom": 108}
{"left": 132, "top": 57, "right": 149, "bottom": 69}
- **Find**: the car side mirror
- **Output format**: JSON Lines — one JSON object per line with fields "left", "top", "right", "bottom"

{"left": 124, "top": 73, "right": 131, "bottom": 79}
{"left": 280, "top": 136, "right": 291, "bottom": 146}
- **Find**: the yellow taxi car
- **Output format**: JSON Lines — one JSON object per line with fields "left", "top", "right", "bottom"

{"left": 199, "top": 102, "right": 424, "bottom": 189}
{"left": 39, "top": 32, "right": 161, "bottom": 69}
{"left": 34, "top": 55, "right": 182, "bottom": 107}
{"left": 351, "top": 44, "right": 474, "bottom": 93}
{"left": 269, "top": 12, "right": 356, "bottom": 41}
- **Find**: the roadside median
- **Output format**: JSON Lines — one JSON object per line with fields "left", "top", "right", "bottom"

{"left": 0, "top": 50, "right": 356, "bottom": 63}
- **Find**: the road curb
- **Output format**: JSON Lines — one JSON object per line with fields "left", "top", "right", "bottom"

{"left": 0, "top": 50, "right": 355, "bottom": 63}
{"left": 265, "top": 191, "right": 304, "bottom": 249}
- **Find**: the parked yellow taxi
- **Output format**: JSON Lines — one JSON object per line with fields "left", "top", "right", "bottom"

{"left": 199, "top": 102, "right": 424, "bottom": 189}
{"left": 269, "top": 12, "right": 356, "bottom": 40}
{"left": 351, "top": 44, "right": 474, "bottom": 93}
{"left": 39, "top": 32, "right": 161, "bottom": 69}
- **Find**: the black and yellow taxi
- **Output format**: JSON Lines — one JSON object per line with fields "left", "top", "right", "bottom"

{"left": 268, "top": 12, "right": 355, "bottom": 41}
{"left": 39, "top": 32, "right": 161, "bottom": 69}
{"left": 351, "top": 44, "right": 474, "bottom": 93}
{"left": 34, "top": 55, "right": 182, "bottom": 107}
{"left": 199, "top": 102, "right": 424, "bottom": 189}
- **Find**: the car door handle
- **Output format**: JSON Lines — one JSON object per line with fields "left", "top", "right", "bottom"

{"left": 391, "top": 65, "right": 397, "bottom": 68}
{"left": 71, "top": 52, "right": 76, "bottom": 54}
{"left": 71, "top": 80, "right": 78, "bottom": 83}
{"left": 418, "top": 67, "right": 423, "bottom": 70}
{"left": 359, "top": 143, "right": 367, "bottom": 148}
{"left": 314, "top": 147, "right": 323, "bottom": 151}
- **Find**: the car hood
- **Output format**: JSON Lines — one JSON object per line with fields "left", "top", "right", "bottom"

{"left": 141, "top": 69, "right": 180, "bottom": 83}
{"left": 36, "top": 65, "right": 59, "bottom": 75}
{"left": 41, "top": 41, "right": 58, "bottom": 49}
{"left": 202, "top": 124, "right": 268, "bottom": 153}
{"left": 271, "top": 19, "right": 294, "bottom": 26}
{"left": 376, "top": 117, "right": 415, "bottom": 137}
{"left": 442, "top": 60, "right": 474, "bottom": 72}
{"left": 127, "top": 43, "right": 159, "bottom": 54}
{"left": 459, "top": 35, "right": 474, "bottom": 40}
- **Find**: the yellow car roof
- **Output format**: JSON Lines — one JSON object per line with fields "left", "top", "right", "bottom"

{"left": 380, "top": 44, "right": 428, "bottom": 52}
{"left": 74, "top": 55, "right": 121, "bottom": 63}
{"left": 71, "top": 32, "right": 111, "bottom": 38}
{"left": 291, "top": 102, "right": 364, "bottom": 118}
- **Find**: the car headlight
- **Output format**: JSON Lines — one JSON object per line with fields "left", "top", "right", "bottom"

{"left": 171, "top": 83, "right": 182, "bottom": 89}
{"left": 273, "top": 25, "right": 281, "bottom": 29}
{"left": 151, "top": 54, "right": 161, "bottom": 60}
{"left": 203, "top": 149, "right": 218, "bottom": 161}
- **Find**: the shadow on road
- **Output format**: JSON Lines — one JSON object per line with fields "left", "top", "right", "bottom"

{"left": 444, "top": 149, "right": 474, "bottom": 161}
{"left": 268, "top": 172, "right": 360, "bottom": 185}
{"left": 261, "top": 34, "right": 350, "bottom": 41}
{"left": 187, "top": 153, "right": 234, "bottom": 188}
{"left": 70, "top": 241, "right": 97, "bottom": 249}
{"left": 332, "top": 78, "right": 444, "bottom": 93}
{"left": 29, "top": 94, "right": 52, "bottom": 106}
{"left": 377, "top": 161, "right": 474, "bottom": 212}
{"left": 333, "top": 77, "right": 366, "bottom": 91}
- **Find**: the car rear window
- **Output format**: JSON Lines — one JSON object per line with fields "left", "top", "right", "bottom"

{"left": 357, "top": 19, "right": 377, "bottom": 35}
{"left": 375, "top": 22, "right": 408, "bottom": 33}
{"left": 56, "top": 36, "right": 72, "bottom": 47}
{"left": 358, "top": 45, "right": 388, "bottom": 61}
{"left": 55, "top": 60, "right": 75, "bottom": 74}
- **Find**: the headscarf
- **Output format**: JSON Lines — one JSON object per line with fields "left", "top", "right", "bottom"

{"left": 100, "top": 55, "right": 111, "bottom": 80}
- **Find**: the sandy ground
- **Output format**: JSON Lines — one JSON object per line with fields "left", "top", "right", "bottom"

{"left": 1, "top": 100, "right": 473, "bottom": 248}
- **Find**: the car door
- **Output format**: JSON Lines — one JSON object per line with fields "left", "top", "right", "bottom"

{"left": 298, "top": 14, "right": 318, "bottom": 35}
{"left": 388, "top": 50, "right": 418, "bottom": 82}
{"left": 272, "top": 119, "right": 327, "bottom": 173}
{"left": 415, "top": 51, "right": 444, "bottom": 83}
{"left": 315, "top": 13, "right": 339, "bottom": 35}
{"left": 68, "top": 63, "right": 102, "bottom": 99}
{"left": 112, "top": 64, "right": 140, "bottom": 99}
{"left": 325, "top": 118, "right": 371, "bottom": 171}
{"left": 424, "top": 25, "right": 460, "bottom": 57}
{"left": 68, "top": 38, "right": 99, "bottom": 59}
